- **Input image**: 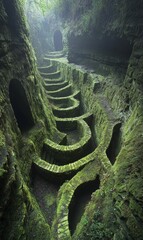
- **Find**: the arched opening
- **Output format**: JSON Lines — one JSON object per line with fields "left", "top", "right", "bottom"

{"left": 54, "top": 30, "right": 63, "bottom": 51}
{"left": 9, "top": 79, "right": 34, "bottom": 133}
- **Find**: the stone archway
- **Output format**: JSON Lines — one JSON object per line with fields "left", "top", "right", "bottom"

{"left": 54, "top": 30, "right": 63, "bottom": 51}
{"left": 9, "top": 79, "right": 34, "bottom": 133}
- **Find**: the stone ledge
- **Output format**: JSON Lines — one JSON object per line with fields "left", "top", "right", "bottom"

{"left": 43, "top": 120, "right": 92, "bottom": 163}
{"left": 46, "top": 84, "right": 72, "bottom": 97}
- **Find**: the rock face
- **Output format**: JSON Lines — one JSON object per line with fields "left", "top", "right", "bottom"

{"left": 0, "top": 0, "right": 143, "bottom": 240}
{"left": 0, "top": 1, "right": 63, "bottom": 239}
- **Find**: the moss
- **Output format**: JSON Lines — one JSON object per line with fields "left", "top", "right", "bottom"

{"left": 0, "top": 168, "right": 7, "bottom": 177}
{"left": 77, "top": 214, "right": 113, "bottom": 240}
{"left": 44, "top": 194, "right": 56, "bottom": 207}
{"left": 0, "top": 130, "right": 5, "bottom": 148}
{"left": 126, "top": 214, "right": 143, "bottom": 240}
{"left": 25, "top": 207, "right": 51, "bottom": 240}
{"left": 1, "top": 169, "right": 51, "bottom": 240}
{"left": 52, "top": 98, "right": 80, "bottom": 118}
{"left": 1, "top": 1, "right": 143, "bottom": 238}
{"left": 129, "top": 199, "right": 143, "bottom": 221}
{"left": 73, "top": 169, "right": 117, "bottom": 239}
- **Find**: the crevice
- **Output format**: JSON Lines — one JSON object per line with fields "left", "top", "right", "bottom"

{"left": 68, "top": 175, "right": 100, "bottom": 235}
{"left": 106, "top": 123, "right": 122, "bottom": 164}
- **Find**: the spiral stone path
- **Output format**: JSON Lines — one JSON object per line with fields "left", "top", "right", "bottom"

{"left": 32, "top": 51, "right": 121, "bottom": 239}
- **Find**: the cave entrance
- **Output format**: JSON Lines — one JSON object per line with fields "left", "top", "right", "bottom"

{"left": 68, "top": 175, "right": 100, "bottom": 235}
{"left": 54, "top": 30, "right": 63, "bottom": 51}
{"left": 9, "top": 79, "right": 34, "bottom": 133}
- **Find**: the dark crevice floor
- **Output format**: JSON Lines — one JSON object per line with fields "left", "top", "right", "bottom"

{"left": 31, "top": 171, "right": 60, "bottom": 227}
{"left": 63, "top": 129, "right": 81, "bottom": 145}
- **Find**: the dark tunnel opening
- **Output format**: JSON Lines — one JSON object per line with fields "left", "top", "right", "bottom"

{"left": 68, "top": 175, "right": 100, "bottom": 235}
{"left": 68, "top": 35, "right": 133, "bottom": 73}
{"left": 54, "top": 30, "right": 63, "bottom": 51}
{"left": 106, "top": 123, "right": 122, "bottom": 164}
{"left": 9, "top": 79, "right": 34, "bottom": 133}
{"left": 69, "top": 35, "right": 133, "bottom": 59}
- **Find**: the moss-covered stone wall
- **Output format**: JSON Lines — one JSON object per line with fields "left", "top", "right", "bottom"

{"left": 49, "top": 44, "right": 143, "bottom": 238}
{"left": 0, "top": 1, "right": 63, "bottom": 239}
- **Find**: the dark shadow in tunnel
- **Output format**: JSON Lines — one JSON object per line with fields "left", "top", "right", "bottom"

{"left": 54, "top": 30, "right": 63, "bottom": 51}
{"left": 106, "top": 123, "right": 122, "bottom": 164}
{"left": 9, "top": 79, "right": 34, "bottom": 133}
{"left": 68, "top": 175, "right": 100, "bottom": 235}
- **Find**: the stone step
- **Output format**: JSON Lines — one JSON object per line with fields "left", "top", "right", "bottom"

{"left": 44, "top": 81, "right": 68, "bottom": 91}
{"left": 47, "top": 51, "right": 63, "bottom": 55}
{"left": 47, "top": 91, "right": 80, "bottom": 102}
{"left": 46, "top": 84, "right": 72, "bottom": 98}
{"left": 33, "top": 148, "right": 96, "bottom": 175}
{"left": 43, "top": 120, "right": 92, "bottom": 164}
{"left": 41, "top": 70, "right": 61, "bottom": 79}
{"left": 45, "top": 52, "right": 64, "bottom": 58}
{"left": 38, "top": 64, "right": 57, "bottom": 73}
{"left": 55, "top": 112, "right": 93, "bottom": 130}
{"left": 44, "top": 77, "right": 64, "bottom": 84}
{"left": 43, "top": 58, "right": 51, "bottom": 65}
{"left": 52, "top": 98, "right": 80, "bottom": 118}
{"left": 49, "top": 96, "right": 78, "bottom": 109}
